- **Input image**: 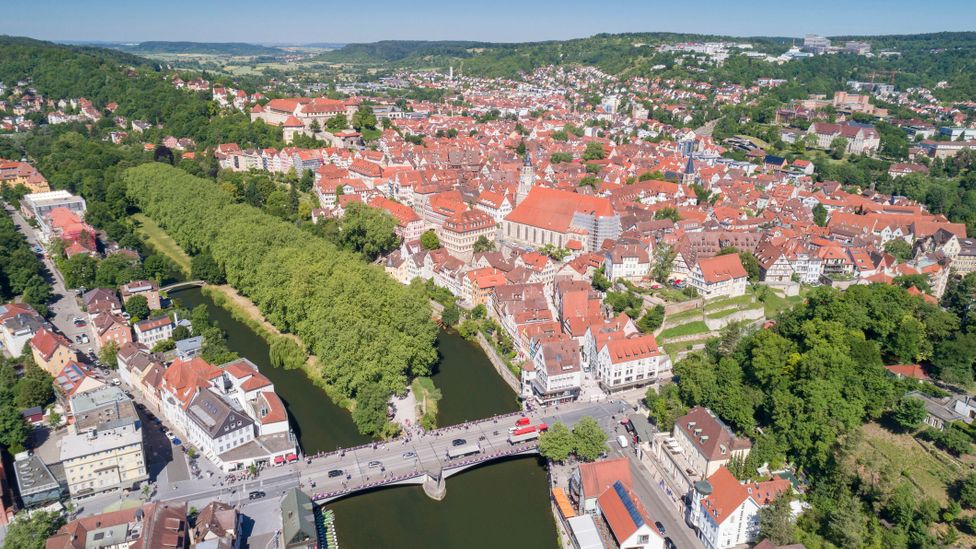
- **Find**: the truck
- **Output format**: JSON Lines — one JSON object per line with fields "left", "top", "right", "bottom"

{"left": 508, "top": 423, "right": 548, "bottom": 444}
{"left": 447, "top": 441, "right": 482, "bottom": 459}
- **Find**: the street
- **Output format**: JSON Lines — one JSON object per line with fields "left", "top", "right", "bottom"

{"left": 4, "top": 203, "right": 93, "bottom": 357}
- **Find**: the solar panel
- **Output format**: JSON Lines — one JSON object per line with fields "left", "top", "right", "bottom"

{"left": 613, "top": 480, "right": 644, "bottom": 527}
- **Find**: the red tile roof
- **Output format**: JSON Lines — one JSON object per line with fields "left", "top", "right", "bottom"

{"left": 697, "top": 254, "right": 747, "bottom": 283}
{"left": 506, "top": 187, "right": 615, "bottom": 233}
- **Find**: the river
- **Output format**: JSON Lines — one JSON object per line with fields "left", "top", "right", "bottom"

{"left": 171, "top": 288, "right": 558, "bottom": 549}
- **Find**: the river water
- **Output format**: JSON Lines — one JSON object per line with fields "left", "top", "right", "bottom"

{"left": 172, "top": 288, "right": 558, "bottom": 549}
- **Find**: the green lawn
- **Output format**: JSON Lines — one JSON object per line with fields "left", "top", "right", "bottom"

{"left": 704, "top": 294, "right": 755, "bottom": 312}
{"left": 663, "top": 336, "right": 715, "bottom": 358}
{"left": 706, "top": 307, "right": 743, "bottom": 320}
{"left": 659, "top": 321, "right": 710, "bottom": 340}
{"left": 132, "top": 213, "right": 192, "bottom": 275}
{"left": 856, "top": 422, "right": 965, "bottom": 505}
{"left": 752, "top": 285, "right": 810, "bottom": 318}
{"left": 664, "top": 308, "right": 703, "bottom": 324}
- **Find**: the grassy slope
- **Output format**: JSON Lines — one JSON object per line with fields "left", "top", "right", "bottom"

{"left": 132, "top": 213, "right": 192, "bottom": 275}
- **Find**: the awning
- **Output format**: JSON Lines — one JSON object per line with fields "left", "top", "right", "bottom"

{"left": 286, "top": 453, "right": 298, "bottom": 462}
{"left": 274, "top": 455, "right": 285, "bottom": 464}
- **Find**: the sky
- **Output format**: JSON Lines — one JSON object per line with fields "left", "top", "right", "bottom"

{"left": 3, "top": 0, "right": 975, "bottom": 44}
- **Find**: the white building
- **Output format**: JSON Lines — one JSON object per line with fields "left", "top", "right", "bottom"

{"left": 529, "top": 339, "right": 582, "bottom": 405}
{"left": 603, "top": 243, "right": 651, "bottom": 282}
{"left": 688, "top": 467, "right": 791, "bottom": 549}
{"left": 596, "top": 334, "right": 669, "bottom": 392}
{"left": 689, "top": 255, "right": 748, "bottom": 300}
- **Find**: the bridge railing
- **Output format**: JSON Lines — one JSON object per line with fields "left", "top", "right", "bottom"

{"left": 304, "top": 411, "right": 532, "bottom": 463}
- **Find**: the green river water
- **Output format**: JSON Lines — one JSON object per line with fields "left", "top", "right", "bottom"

{"left": 172, "top": 288, "right": 558, "bottom": 549}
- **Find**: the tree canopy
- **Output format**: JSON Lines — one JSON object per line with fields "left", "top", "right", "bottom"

{"left": 125, "top": 163, "right": 438, "bottom": 429}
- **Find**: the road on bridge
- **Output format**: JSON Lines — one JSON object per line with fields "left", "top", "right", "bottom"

{"left": 158, "top": 399, "right": 702, "bottom": 548}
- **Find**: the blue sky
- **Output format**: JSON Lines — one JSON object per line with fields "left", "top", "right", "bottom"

{"left": 4, "top": 0, "right": 975, "bottom": 44}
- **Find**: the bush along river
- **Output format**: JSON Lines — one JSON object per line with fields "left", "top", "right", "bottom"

{"left": 171, "top": 288, "right": 558, "bottom": 548}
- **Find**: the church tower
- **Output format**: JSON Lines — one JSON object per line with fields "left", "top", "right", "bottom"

{"left": 682, "top": 155, "right": 698, "bottom": 186}
{"left": 517, "top": 152, "right": 535, "bottom": 205}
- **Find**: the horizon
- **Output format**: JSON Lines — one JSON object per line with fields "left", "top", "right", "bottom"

{"left": 3, "top": 0, "right": 975, "bottom": 44}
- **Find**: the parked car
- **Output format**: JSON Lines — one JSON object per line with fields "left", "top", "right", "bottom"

{"left": 655, "top": 521, "right": 666, "bottom": 536}
{"left": 73, "top": 319, "right": 86, "bottom": 327}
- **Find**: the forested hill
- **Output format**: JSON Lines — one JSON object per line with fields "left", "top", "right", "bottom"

{"left": 115, "top": 41, "right": 287, "bottom": 56}
{"left": 318, "top": 32, "right": 976, "bottom": 98}
{"left": 0, "top": 36, "right": 282, "bottom": 149}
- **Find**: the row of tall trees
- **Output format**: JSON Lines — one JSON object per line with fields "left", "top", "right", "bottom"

{"left": 0, "top": 213, "right": 51, "bottom": 314}
{"left": 125, "top": 163, "right": 438, "bottom": 435}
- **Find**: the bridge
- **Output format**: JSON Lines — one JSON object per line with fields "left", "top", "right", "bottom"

{"left": 160, "top": 280, "right": 206, "bottom": 292}
{"left": 160, "top": 400, "right": 624, "bottom": 507}
{"left": 297, "top": 401, "right": 621, "bottom": 503}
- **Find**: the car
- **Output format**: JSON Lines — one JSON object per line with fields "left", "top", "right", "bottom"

{"left": 73, "top": 319, "right": 85, "bottom": 327}
{"left": 664, "top": 536, "right": 677, "bottom": 549}
{"left": 327, "top": 469, "right": 344, "bottom": 478}
{"left": 367, "top": 460, "right": 382, "bottom": 469}
{"left": 111, "top": 379, "right": 121, "bottom": 386}
{"left": 402, "top": 452, "right": 417, "bottom": 459}
{"left": 248, "top": 490, "right": 265, "bottom": 500}
{"left": 451, "top": 438, "right": 466, "bottom": 447}
{"left": 655, "top": 521, "right": 666, "bottom": 536}
{"left": 171, "top": 437, "right": 182, "bottom": 446}
{"left": 80, "top": 335, "right": 89, "bottom": 344}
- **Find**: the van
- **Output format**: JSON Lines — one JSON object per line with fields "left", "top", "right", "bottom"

{"left": 617, "top": 435, "right": 629, "bottom": 448}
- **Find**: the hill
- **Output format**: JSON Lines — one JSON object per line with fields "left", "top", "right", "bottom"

{"left": 115, "top": 41, "right": 288, "bottom": 56}
{"left": 316, "top": 32, "right": 976, "bottom": 97}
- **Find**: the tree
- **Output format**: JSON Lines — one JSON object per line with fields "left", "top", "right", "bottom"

{"left": 538, "top": 422, "right": 574, "bottom": 462}
{"left": 46, "top": 410, "right": 61, "bottom": 429}
{"left": 758, "top": 493, "right": 796, "bottom": 546}
{"left": 472, "top": 235, "right": 495, "bottom": 253}
{"left": 638, "top": 305, "right": 665, "bottom": 333}
{"left": 172, "top": 325, "right": 191, "bottom": 341}
{"left": 124, "top": 295, "right": 150, "bottom": 321}
{"left": 99, "top": 342, "right": 119, "bottom": 367}
{"left": 572, "top": 417, "right": 608, "bottom": 461}
{"left": 0, "top": 406, "right": 28, "bottom": 453}
{"left": 958, "top": 473, "right": 976, "bottom": 509}
{"left": 153, "top": 145, "right": 174, "bottom": 165}
{"left": 299, "top": 169, "right": 314, "bottom": 193}
{"left": 812, "top": 203, "right": 828, "bottom": 227}
{"left": 890, "top": 396, "right": 926, "bottom": 431}
{"left": 830, "top": 136, "right": 848, "bottom": 159}
{"left": 351, "top": 106, "right": 377, "bottom": 132}
{"left": 14, "top": 377, "right": 53, "bottom": 409}
{"left": 652, "top": 245, "right": 677, "bottom": 282}
{"left": 884, "top": 239, "right": 914, "bottom": 262}
{"left": 644, "top": 384, "right": 687, "bottom": 432}
{"left": 2, "top": 511, "right": 64, "bottom": 549}
{"left": 151, "top": 339, "right": 176, "bottom": 353}
{"left": 441, "top": 304, "right": 460, "bottom": 326}
{"left": 326, "top": 113, "right": 348, "bottom": 132}
{"left": 337, "top": 203, "right": 399, "bottom": 260}
{"left": 420, "top": 230, "right": 440, "bottom": 250}
{"left": 60, "top": 253, "right": 97, "bottom": 289}
{"left": 582, "top": 142, "right": 606, "bottom": 161}
{"left": 654, "top": 207, "right": 681, "bottom": 222}
{"left": 738, "top": 252, "right": 761, "bottom": 283}
{"left": 351, "top": 382, "right": 391, "bottom": 437}
{"left": 191, "top": 251, "right": 225, "bottom": 284}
